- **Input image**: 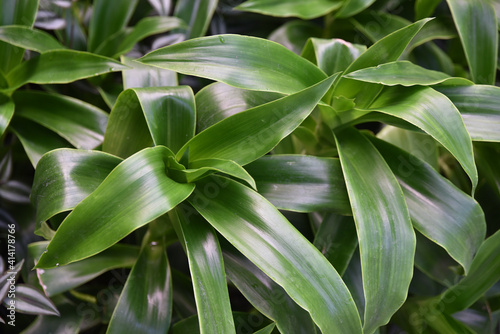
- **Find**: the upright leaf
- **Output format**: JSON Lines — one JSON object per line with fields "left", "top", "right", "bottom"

{"left": 35, "top": 146, "right": 195, "bottom": 268}
{"left": 174, "top": 0, "right": 218, "bottom": 39}
{"left": 235, "top": 0, "right": 343, "bottom": 20}
{"left": 0, "top": 93, "right": 13, "bottom": 137}
{"left": 447, "top": 0, "right": 498, "bottom": 84}
{"left": 335, "top": 127, "right": 415, "bottom": 334}
{"left": 190, "top": 176, "right": 362, "bottom": 334}
{"left": 140, "top": 34, "right": 327, "bottom": 94}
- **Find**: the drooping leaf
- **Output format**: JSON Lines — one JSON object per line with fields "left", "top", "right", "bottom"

{"left": 35, "top": 146, "right": 195, "bottom": 268}
{"left": 107, "top": 240, "right": 173, "bottom": 333}
{"left": 177, "top": 75, "right": 336, "bottom": 165}
{"left": 0, "top": 93, "right": 14, "bottom": 137}
{"left": 235, "top": 0, "right": 343, "bottom": 20}
{"left": 13, "top": 90, "right": 108, "bottom": 149}
{"left": 222, "top": 244, "right": 317, "bottom": 334}
{"left": 335, "top": 0, "right": 376, "bottom": 18}
{"left": 335, "top": 127, "right": 415, "bottom": 334}
{"left": 6, "top": 50, "right": 128, "bottom": 90}
{"left": 87, "top": 0, "right": 139, "bottom": 53}
{"left": 122, "top": 56, "right": 178, "bottom": 90}
{"left": 366, "top": 85, "right": 477, "bottom": 191}
{"left": 190, "top": 176, "right": 362, "bottom": 334}
{"left": 195, "top": 83, "right": 282, "bottom": 132}
{"left": 3, "top": 284, "right": 59, "bottom": 316}
{"left": 370, "top": 135, "right": 486, "bottom": 274}
{"left": 104, "top": 86, "right": 196, "bottom": 158}
{"left": 140, "top": 34, "right": 327, "bottom": 94}
{"left": 174, "top": 0, "right": 217, "bottom": 39}
{"left": 446, "top": 0, "right": 498, "bottom": 84}
{"left": 29, "top": 242, "right": 139, "bottom": 296}
{"left": 244, "top": 155, "right": 350, "bottom": 214}
{"left": 172, "top": 205, "right": 235, "bottom": 334}
{"left": 0, "top": 25, "right": 64, "bottom": 53}
{"left": 437, "top": 85, "right": 500, "bottom": 142}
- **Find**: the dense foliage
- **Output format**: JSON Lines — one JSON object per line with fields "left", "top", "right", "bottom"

{"left": 0, "top": 0, "right": 499, "bottom": 333}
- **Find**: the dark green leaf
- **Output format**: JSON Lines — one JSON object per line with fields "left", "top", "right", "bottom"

{"left": 35, "top": 146, "right": 195, "bottom": 268}
{"left": 236, "top": 0, "right": 342, "bottom": 19}
{"left": 0, "top": 25, "right": 64, "bottom": 53}
{"left": 268, "top": 20, "right": 322, "bottom": 55}
{"left": 190, "top": 176, "right": 362, "bottom": 334}
{"left": 415, "top": 0, "right": 442, "bottom": 20}
{"left": 140, "top": 34, "right": 327, "bottom": 94}
{"left": 336, "top": 0, "right": 376, "bottom": 18}
{"left": 174, "top": 0, "right": 217, "bottom": 39}
{"left": 335, "top": 127, "right": 415, "bottom": 334}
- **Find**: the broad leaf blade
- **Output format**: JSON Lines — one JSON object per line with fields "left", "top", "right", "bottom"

{"left": 140, "top": 34, "right": 327, "bottom": 94}
{"left": 184, "top": 159, "right": 256, "bottom": 189}
{"left": 0, "top": 25, "right": 64, "bottom": 53}
{"left": 35, "top": 146, "right": 195, "bottom": 268}
{"left": 235, "top": 0, "right": 343, "bottom": 20}
{"left": 447, "top": 0, "right": 498, "bottom": 84}
{"left": 177, "top": 75, "right": 337, "bottom": 165}
{"left": 335, "top": 127, "right": 415, "bottom": 334}
{"left": 122, "top": 57, "right": 178, "bottom": 89}
{"left": 190, "top": 175, "right": 362, "bottom": 334}
{"left": 174, "top": 0, "right": 217, "bottom": 39}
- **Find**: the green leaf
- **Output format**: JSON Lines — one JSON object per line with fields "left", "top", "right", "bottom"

{"left": 253, "top": 324, "right": 276, "bottom": 334}
{"left": 122, "top": 56, "right": 178, "bottom": 90}
{"left": 0, "top": 0, "right": 39, "bottom": 74}
{"left": 174, "top": 0, "right": 217, "bottom": 39}
{"left": 268, "top": 20, "right": 322, "bottom": 55}
{"left": 13, "top": 90, "right": 108, "bottom": 149}
{"left": 222, "top": 245, "right": 317, "bottom": 334}
{"left": 344, "top": 61, "right": 473, "bottom": 86}
{"left": 0, "top": 25, "right": 64, "bottom": 53}
{"left": 190, "top": 175, "right": 362, "bottom": 334}
{"left": 35, "top": 146, "right": 195, "bottom": 268}
{"left": 244, "top": 155, "right": 350, "bottom": 214}
{"left": 177, "top": 75, "right": 337, "bottom": 165}
{"left": 195, "top": 83, "right": 282, "bottom": 132}
{"left": 235, "top": 0, "right": 343, "bottom": 19}
{"left": 415, "top": 0, "right": 442, "bottom": 20}
{"left": 104, "top": 86, "right": 196, "bottom": 158}
{"left": 87, "top": 0, "right": 139, "bottom": 53}
{"left": 172, "top": 205, "right": 235, "bottom": 334}
{"left": 29, "top": 242, "right": 139, "bottom": 296}
{"left": 370, "top": 136, "right": 486, "bottom": 274}
{"left": 302, "top": 38, "right": 366, "bottom": 76}
{"left": 447, "top": 0, "right": 498, "bottom": 84}
{"left": 439, "top": 229, "right": 500, "bottom": 314}
{"left": 366, "top": 86, "right": 478, "bottom": 191}
{"left": 140, "top": 34, "right": 327, "bottom": 94}
{"left": 313, "top": 213, "right": 358, "bottom": 276}
{"left": 437, "top": 85, "right": 500, "bottom": 142}
{"left": 475, "top": 143, "right": 500, "bottom": 198}
{"left": 0, "top": 93, "right": 14, "bottom": 137}
{"left": 22, "top": 296, "right": 83, "bottom": 333}
{"left": 31, "top": 149, "right": 122, "bottom": 236}
{"left": 6, "top": 50, "right": 129, "bottom": 91}
{"left": 334, "top": 127, "right": 415, "bottom": 334}
{"left": 336, "top": 0, "right": 376, "bottom": 18}
{"left": 108, "top": 240, "right": 172, "bottom": 333}
{"left": 3, "top": 284, "right": 59, "bottom": 316}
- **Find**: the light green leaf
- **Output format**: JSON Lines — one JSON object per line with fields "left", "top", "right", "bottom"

{"left": 140, "top": 34, "right": 327, "bottom": 94}
{"left": 244, "top": 155, "right": 350, "bottom": 214}
{"left": 336, "top": 0, "right": 376, "bottom": 18}
{"left": 437, "top": 85, "right": 500, "bottom": 142}
{"left": 35, "top": 146, "right": 195, "bottom": 268}
{"left": 447, "top": 0, "right": 498, "bottom": 84}
{"left": 107, "top": 240, "right": 172, "bottom": 333}
{"left": 104, "top": 86, "right": 196, "bottom": 158}
{"left": 3, "top": 284, "right": 59, "bottom": 316}
{"left": 6, "top": 50, "right": 128, "bottom": 91}
{"left": 13, "top": 90, "right": 108, "bottom": 149}
{"left": 0, "top": 93, "right": 14, "bottom": 137}
{"left": 174, "top": 0, "right": 217, "bottom": 39}
{"left": 195, "top": 82, "right": 282, "bottom": 132}
{"left": 366, "top": 85, "right": 477, "bottom": 191}
{"left": 88, "top": 0, "right": 139, "bottom": 53}
{"left": 177, "top": 75, "right": 336, "bottom": 165}
{"left": 172, "top": 205, "right": 235, "bottom": 334}
{"left": 122, "top": 56, "right": 178, "bottom": 90}
{"left": 344, "top": 61, "right": 473, "bottom": 86}
{"left": 0, "top": 25, "right": 64, "bottom": 53}
{"left": 235, "top": 0, "right": 343, "bottom": 19}
{"left": 222, "top": 245, "right": 316, "bottom": 334}
{"left": 190, "top": 175, "right": 362, "bottom": 334}
{"left": 29, "top": 242, "right": 139, "bottom": 296}
{"left": 370, "top": 136, "right": 486, "bottom": 274}
{"left": 335, "top": 127, "right": 415, "bottom": 334}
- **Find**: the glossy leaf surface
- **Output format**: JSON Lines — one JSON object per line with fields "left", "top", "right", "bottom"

{"left": 335, "top": 127, "right": 414, "bottom": 334}
{"left": 336, "top": 0, "right": 376, "bottom": 18}
{"left": 122, "top": 57, "right": 178, "bottom": 89}
{"left": 235, "top": 0, "right": 343, "bottom": 19}
{"left": 174, "top": 0, "right": 217, "bottom": 39}
{"left": 35, "top": 146, "right": 195, "bottom": 268}
{"left": 0, "top": 94, "right": 14, "bottom": 137}
{"left": 0, "top": 25, "right": 64, "bottom": 53}
{"left": 190, "top": 176, "right": 362, "bottom": 334}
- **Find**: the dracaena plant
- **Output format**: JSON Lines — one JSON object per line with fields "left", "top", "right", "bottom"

{"left": 1, "top": 0, "right": 500, "bottom": 333}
